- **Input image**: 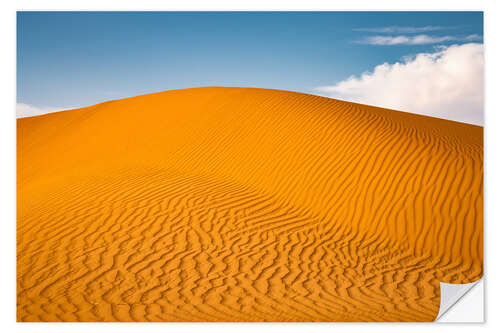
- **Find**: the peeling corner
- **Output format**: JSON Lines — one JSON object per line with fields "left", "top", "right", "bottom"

{"left": 435, "top": 278, "right": 483, "bottom": 322}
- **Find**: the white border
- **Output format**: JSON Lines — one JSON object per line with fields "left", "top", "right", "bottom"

{"left": 3, "top": 1, "right": 499, "bottom": 332}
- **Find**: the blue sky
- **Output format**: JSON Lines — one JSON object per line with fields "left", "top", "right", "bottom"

{"left": 17, "top": 11, "right": 484, "bottom": 123}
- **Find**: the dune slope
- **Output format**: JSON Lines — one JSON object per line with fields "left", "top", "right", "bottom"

{"left": 17, "top": 87, "right": 483, "bottom": 321}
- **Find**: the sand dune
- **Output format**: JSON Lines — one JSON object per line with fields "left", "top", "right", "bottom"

{"left": 17, "top": 87, "right": 483, "bottom": 321}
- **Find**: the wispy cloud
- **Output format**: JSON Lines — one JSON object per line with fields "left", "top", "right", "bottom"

{"left": 16, "top": 103, "right": 76, "bottom": 118}
{"left": 315, "top": 43, "right": 484, "bottom": 125}
{"left": 357, "top": 34, "right": 482, "bottom": 46}
{"left": 353, "top": 26, "right": 450, "bottom": 34}
{"left": 465, "top": 34, "right": 483, "bottom": 41}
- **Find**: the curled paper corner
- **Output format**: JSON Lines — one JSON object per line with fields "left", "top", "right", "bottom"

{"left": 435, "top": 278, "right": 484, "bottom": 322}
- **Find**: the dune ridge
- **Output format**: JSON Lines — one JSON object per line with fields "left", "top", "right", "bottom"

{"left": 17, "top": 87, "right": 483, "bottom": 321}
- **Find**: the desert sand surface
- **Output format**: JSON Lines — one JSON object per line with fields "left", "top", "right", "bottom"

{"left": 17, "top": 87, "right": 483, "bottom": 321}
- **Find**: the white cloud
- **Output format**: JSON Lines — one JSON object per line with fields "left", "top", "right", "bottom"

{"left": 465, "top": 34, "right": 482, "bottom": 41}
{"left": 354, "top": 26, "right": 448, "bottom": 34}
{"left": 315, "top": 43, "right": 483, "bottom": 125}
{"left": 16, "top": 103, "right": 75, "bottom": 118}
{"left": 358, "top": 34, "right": 481, "bottom": 45}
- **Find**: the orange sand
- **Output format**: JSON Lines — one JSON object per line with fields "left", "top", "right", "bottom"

{"left": 17, "top": 87, "right": 483, "bottom": 321}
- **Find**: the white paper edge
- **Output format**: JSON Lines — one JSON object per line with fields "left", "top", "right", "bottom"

{"left": 435, "top": 278, "right": 484, "bottom": 322}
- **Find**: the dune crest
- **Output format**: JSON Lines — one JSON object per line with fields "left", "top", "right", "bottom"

{"left": 17, "top": 87, "right": 483, "bottom": 321}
